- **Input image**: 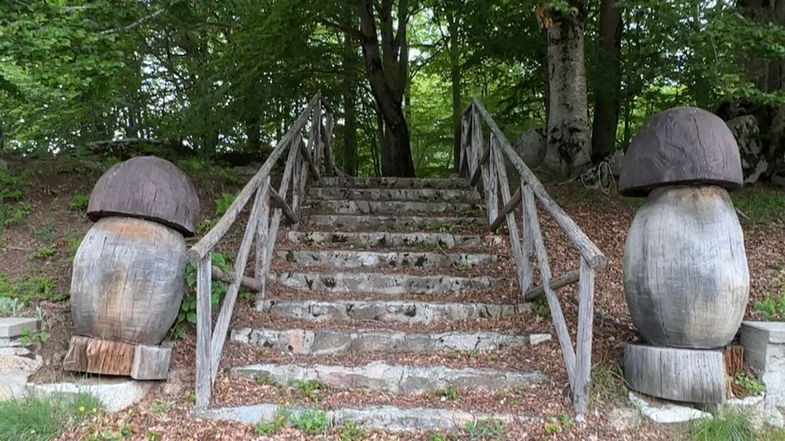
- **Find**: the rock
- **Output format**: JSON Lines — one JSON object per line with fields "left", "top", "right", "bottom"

{"left": 0, "top": 355, "right": 41, "bottom": 401}
{"left": 628, "top": 392, "right": 713, "bottom": 424}
{"left": 0, "top": 317, "right": 39, "bottom": 338}
{"left": 28, "top": 378, "right": 156, "bottom": 412}
{"left": 512, "top": 128, "right": 547, "bottom": 169}
{"left": 726, "top": 116, "right": 768, "bottom": 184}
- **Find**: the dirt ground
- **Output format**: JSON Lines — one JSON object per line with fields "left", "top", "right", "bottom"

{"left": 1, "top": 155, "right": 783, "bottom": 441}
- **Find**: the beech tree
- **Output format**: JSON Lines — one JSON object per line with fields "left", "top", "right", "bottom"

{"left": 590, "top": 0, "right": 623, "bottom": 162}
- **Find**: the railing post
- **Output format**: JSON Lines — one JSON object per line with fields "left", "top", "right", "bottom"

{"left": 313, "top": 101, "right": 323, "bottom": 173}
{"left": 484, "top": 133, "right": 498, "bottom": 223}
{"left": 254, "top": 177, "right": 271, "bottom": 298}
{"left": 574, "top": 256, "right": 596, "bottom": 416}
{"left": 195, "top": 253, "right": 212, "bottom": 408}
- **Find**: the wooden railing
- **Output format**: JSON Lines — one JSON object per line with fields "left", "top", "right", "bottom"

{"left": 459, "top": 99, "right": 607, "bottom": 417}
{"left": 188, "top": 94, "right": 335, "bottom": 408}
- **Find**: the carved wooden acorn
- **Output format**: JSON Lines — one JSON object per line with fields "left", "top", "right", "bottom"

{"left": 71, "top": 156, "right": 199, "bottom": 346}
{"left": 619, "top": 107, "right": 750, "bottom": 349}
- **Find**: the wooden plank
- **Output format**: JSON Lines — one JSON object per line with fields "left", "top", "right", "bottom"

{"left": 484, "top": 133, "right": 498, "bottom": 224}
{"left": 490, "top": 140, "right": 528, "bottom": 298}
{"left": 489, "top": 187, "right": 521, "bottom": 232}
{"left": 188, "top": 95, "right": 320, "bottom": 261}
{"left": 212, "top": 265, "right": 261, "bottom": 292}
{"left": 573, "top": 257, "right": 595, "bottom": 415}
{"left": 624, "top": 343, "right": 727, "bottom": 404}
{"left": 469, "top": 109, "right": 483, "bottom": 184}
{"left": 195, "top": 254, "right": 212, "bottom": 408}
{"left": 298, "top": 134, "right": 321, "bottom": 182}
{"left": 471, "top": 99, "right": 606, "bottom": 269}
{"left": 63, "top": 335, "right": 135, "bottom": 376}
{"left": 270, "top": 187, "right": 299, "bottom": 224}
{"left": 524, "top": 269, "right": 580, "bottom": 301}
{"left": 253, "top": 177, "right": 271, "bottom": 291}
{"left": 323, "top": 109, "right": 335, "bottom": 175}
{"left": 131, "top": 343, "right": 172, "bottom": 380}
{"left": 313, "top": 101, "right": 323, "bottom": 173}
{"left": 523, "top": 184, "right": 577, "bottom": 387}
{"left": 210, "top": 184, "right": 267, "bottom": 378}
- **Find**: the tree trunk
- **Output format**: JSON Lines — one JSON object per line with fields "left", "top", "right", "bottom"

{"left": 342, "top": 9, "right": 359, "bottom": 176}
{"left": 246, "top": 116, "right": 261, "bottom": 153}
{"left": 448, "top": 11, "right": 462, "bottom": 172}
{"left": 351, "top": 0, "right": 416, "bottom": 177}
{"left": 590, "top": 0, "right": 622, "bottom": 162}
{"left": 543, "top": 8, "right": 591, "bottom": 178}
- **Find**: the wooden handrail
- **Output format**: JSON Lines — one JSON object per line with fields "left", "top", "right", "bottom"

{"left": 192, "top": 94, "right": 335, "bottom": 410}
{"left": 459, "top": 98, "right": 603, "bottom": 418}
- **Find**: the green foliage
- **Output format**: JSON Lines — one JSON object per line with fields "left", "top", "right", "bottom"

{"left": 288, "top": 409, "right": 330, "bottom": 435}
{"left": 754, "top": 278, "right": 785, "bottom": 321}
{"left": 688, "top": 410, "right": 754, "bottom": 441}
{"left": 173, "top": 252, "right": 230, "bottom": 339}
{"left": 18, "top": 327, "right": 50, "bottom": 346}
{"left": 254, "top": 408, "right": 291, "bottom": 436}
{"left": 148, "top": 400, "right": 175, "bottom": 415}
{"left": 543, "top": 414, "right": 574, "bottom": 435}
{"left": 33, "top": 220, "right": 57, "bottom": 243}
{"left": 531, "top": 297, "right": 550, "bottom": 319}
{"left": 463, "top": 418, "right": 505, "bottom": 440}
{"left": 438, "top": 385, "right": 461, "bottom": 401}
{"left": 2, "top": 202, "right": 33, "bottom": 228}
{"left": 734, "top": 372, "right": 766, "bottom": 396}
{"left": 27, "top": 246, "right": 55, "bottom": 261}
{"left": 0, "top": 274, "right": 64, "bottom": 303}
{"left": 290, "top": 379, "right": 329, "bottom": 403}
{"left": 214, "top": 193, "right": 236, "bottom": 217}
{"left": 0, "top": 393, "right": 102, "bottom": 441}
{"left": 590, "top": 361, "right": 627, "bottom": 405}
{"left": 731, "top": 187, "right": 785, "bottom": 225}
{"left": 338, "top": 421, "right": 367, "bottom": 441}
{"left": 69, "top": 195, "right": 90, "bottom": 212}
{"left": 0, "top": 297, "right": 25, "bottom": 317}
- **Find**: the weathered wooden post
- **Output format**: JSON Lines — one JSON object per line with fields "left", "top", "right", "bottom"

{"left": 64, "top": 156, "right": 199, "bottom": 380}
{"left": 619, "top": 107, "right": 749, "bottom": 404}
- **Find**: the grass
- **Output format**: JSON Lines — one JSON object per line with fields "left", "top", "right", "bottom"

{"left": 463, "top": 418, "right": 505, "bottom": 440}
{"left": 69, "top": 195, "right": 90, "bottom": 212}
{"left": 0, "top": 393, "right": 102, "bottom": 441}
{"left": 731, "top": 185, "right": 785, "bottom": 225}
{"left": 688, "top": 410, "right": 754, "bottom": 441}
{"left": 28, "top": 246, "right": 55, "bottom": 261}
{"left": 288, "top": 409, "right": 330, "bottom": 435}
{"left": 734, "top": 372, "right": 766, "bottom": 396}
{"left": 0, "top": 274, "right": 65, "bottom": 303}
{"left": 338, "top": 421, "right": 367, "bottom": 441}
{"left": 438, "top": 385, "right": 461, "bottom": 401}
{"left": 754, "top": 278, "right": 785, "bottom": 321}
{"left": 290, "top": 379, "right": 329, "bottom": 402}
{"left": 590, "top": 361, "right": 627, "bottom": 406}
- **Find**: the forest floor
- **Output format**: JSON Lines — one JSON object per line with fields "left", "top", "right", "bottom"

{"left": 1, "top": 154, "right": 784, "bottom": 441}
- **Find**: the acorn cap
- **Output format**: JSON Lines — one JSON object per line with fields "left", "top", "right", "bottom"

{"left": 87, "top": 156, "right": 200, "bottom": 236}
{"left": 618, "top": 107, "right": 743, "bottom": 197}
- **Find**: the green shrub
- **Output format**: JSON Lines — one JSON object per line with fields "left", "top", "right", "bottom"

{"left": 754, "top": 280, "right": 785, "bottom": 321}
{"left": 214, "top": 193, "right": 236, "bottom": 216}
{"left": 172, "top": 252, "right": 230, "bottom": 339}
{"left": 254, "top": 407, "right": 291, "bottom": 436}
{"left": 0, "top": 393, "right": 102, "bottom": 441}
{"left": 463, "top": 418, "right": 505, "bottom": 440}
{"left": 291, "top": 379, "right": 329, "bottom": 402}
{"left": 3, "top": 202, "right": 33, "bottom": 227}
{"left": 0, "top": 296, "right": 25, "bottom": 317}
{"left": 69, "top": 195, "right": 90, "bottom": 212}
{"left": 734, "top": 372, "right": 766, "bottom": 396}
{"left": 289, "top": 409, "right": 330, "bottom": 435}
{"left": 338, "top": 421, "right": 367, "bottom": 441}
{"left": 688, "top": 410, "right": 753, "bottom": 441}
{"left": 28, "top": 246, "right": 55, "bottom": 261}
{"left": 438, "top": 385, "right": 461, "bottom": 401}
{"left": 531, "top": 297, "right": 550, "bottom": 319}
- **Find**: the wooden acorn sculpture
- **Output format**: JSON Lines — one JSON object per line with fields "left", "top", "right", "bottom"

{"left": 64, "top": 156, "right": 199, "bottom": 380}
{"left": 620, "top": 107, "right": 750, "bottom": 403}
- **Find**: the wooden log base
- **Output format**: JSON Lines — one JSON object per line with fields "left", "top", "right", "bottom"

{"left": 624, "top": 343, "right": 728, "bottom": 404}
{"left": 63, "top": 335, "right": 172, "bottom": 380}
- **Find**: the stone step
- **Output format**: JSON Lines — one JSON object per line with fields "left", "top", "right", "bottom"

{"left": 230, "top": 327, "right": 550, "bottom": 355}
{"left": 274, "top": 249, "right": 499, "bottom": 269}
{"left": 307, "top": 214, "right": 486, "bottom": 231}
{"left": 256, "top": 299, "right": 528, "bottom": 324}
{"left": 309, "top": 187, "right": 481, "bottom": 202}
{"left": 271, "top": 271, "right": 501, "bottom": 295}
{"left": 286, "top": 231, "right": 503, "bottom": 249}
{"left": 317, "top": 176, "right": 470, "bottom": 189}
{"left": 232, "top": 361, "right": 547, "bottom": 395}
{"left": 308, "top": 200, "right": 482, "bottom": 216}
{"left": 196, "top": 403, "right": 533, "bottom": 432}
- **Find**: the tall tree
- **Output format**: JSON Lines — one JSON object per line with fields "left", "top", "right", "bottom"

{"left": 540, "top": 1, "right": 591, "bottom": 178}
{"left": 349, "top": 0, "right": 416, "bottom": 177}
{"left": 590, "top": 0, "right": 622, "bottom": 162}
{"left": 342, "top": 7, "right": 360, "bottom": 176}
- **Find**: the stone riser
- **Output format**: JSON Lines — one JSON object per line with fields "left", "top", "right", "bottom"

{"left": 196, "top": 404, "right": 533, "bottom": 432}
{"left": 309, "top": 187, "right": 480, "bottom": 202}
{"left": 232, "top": 361, "right": 546, "bottom": 394}
{"left": 308, "top": 200, "right": 482, "bottom": 216}
{"left": 275, "top": 249, "right": 499, "bottom": 269}
{"left": 255, "top": 299, "right": 528, "bottom": 324}
{"left": 317, "top": 177, "right": 470, "bottom": 189}
{"left": 306, "top": 214, "right": 486, "bottom": 231}
{"left": 272, "top": 271, "right": 500, "bottom": 295}
{"left": 286, "top": 231, "right": 503, "bottom": 249}
{"left": 230, "top": 327, "right": 547, "bottom": 355}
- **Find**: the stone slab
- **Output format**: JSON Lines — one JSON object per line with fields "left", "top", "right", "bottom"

{"left": 309, "top": 187, "right": 481, "bottom": 202}
{"left": 287, "top": 231, "right": 503, "bottom": 249}
{"left": 316, "top": 177, "right": 470, "bottom": 189}
{"left": 741, "top": 321, "right": 785, "bottom": 408}
{"left": 256, "top": 299, "right": 529, "bottom": 324}
{"left": 272, "top": 271, "right": 500, "bottom": 295}
{"left": 624, "top": 344, "right": 727, "bottom": 404}
{"left": 232, "top": 361, "right": 547, "bottom": 394}
{"left": 275, "top": 250, "right": 498, "bottom": 269}
{"left": 0, "top": 355, "right": 41, "bottom": 401}
{"left": 309, "top": 200, "right": 481, "bottom": 216}
{"left": 629, "top": 392, "right": 713, "bottom": 424}
{"left": 0, "top": 318, "right": 39, "bottom": 338}
{"left": 28, "top": 378, "right": 156, "bottom": 412}
{"left": 195, "top": 404, "right": 533, "bottom": 432}
{"left": 231, "top": 327, "right": 548, "bottom": 355}
{"left": 307, "top": 214, "right": 486, "bottom": 231}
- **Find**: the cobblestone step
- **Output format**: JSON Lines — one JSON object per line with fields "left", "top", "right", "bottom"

{"left": 286, "top": 231, "right": 503, "bottom": 249}
{"left": 274, "top": 249, "right": 499, "bottom": 269}
{"left": 317, "top": 176, "right": 470, "bottom": 189}
{"left": 309, "top": 187, "right": 481, "bottom": 202}
{"left": 307, "top": 214, "right": 486, "bottom": 231}
{"left": 271, "top": 271, "right": 501, "bottom": 295}
{"left": 308, "top": 200, "right": 482, "bottom": 216}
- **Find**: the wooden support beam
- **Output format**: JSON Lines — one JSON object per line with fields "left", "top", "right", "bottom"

{"left": 573, "top": 258, "right": 595, "bottom": 416}
{"left": 489, "top": 187, "right": 522, "bottom": 232}
{"left": 524, "top": 269, "right": 580, "bottom": 301}
{"left": 270, "top": 187, "right": 299, "bottom": 224}
{"left": 298, "top": 136, "right": 321, "bottom": 182}
{"left": 195, "top": 254, "right": 212, "bottom": 408}
{"left": 211, "top": 265, "right": 261, "bottom": 292}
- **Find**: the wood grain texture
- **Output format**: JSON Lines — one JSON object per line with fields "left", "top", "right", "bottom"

{"left": 624, "top": 186, "right": 749, "bottom": 348}
{"left": 87, "top": 156, "right": 200, "bottom": 236}
{"left": 70, "top": 217, "right": 186, "bottom": 345}
{"left": 524, "top": 270, "right": 580, "bottom": 301}
{"left": 63, "top": 335, "right": 136, "bottom": 376}
{"left": 130, "top": 343, "right": 172, "bottom": 380}
{"left": 624, "top": 343, "right": 727, "bottom": 404}
{"left": 619, "top": 107, "right": 743, "bottom": 197}
{"left": 573, "top": 258, "right": 595, "bottom": 415}
{"left": 195, "top": 254, "right": 212, "bottom": 408}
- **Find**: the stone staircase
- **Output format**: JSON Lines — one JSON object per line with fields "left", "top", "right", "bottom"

{"left": 200, "top": 176, "right": 551, "bottom": 432}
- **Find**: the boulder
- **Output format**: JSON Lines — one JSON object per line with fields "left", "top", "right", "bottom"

{"left": 726, "top": 115, "right": 768, "bottom": 184}
{"left": 511, "top": 128, "right": 546, "bottom": 170}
